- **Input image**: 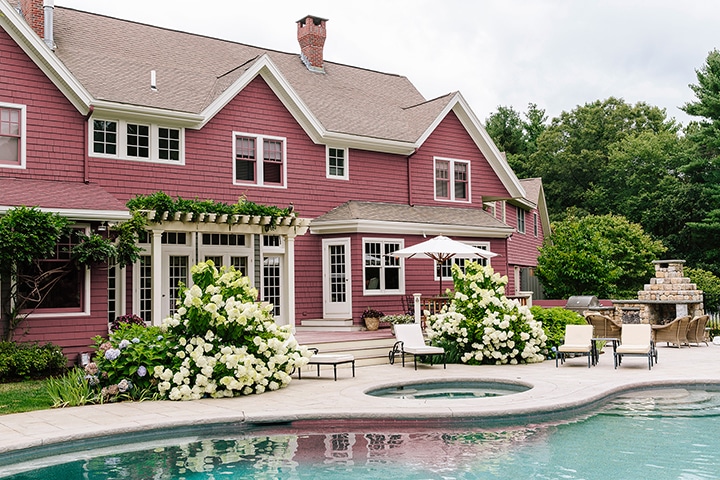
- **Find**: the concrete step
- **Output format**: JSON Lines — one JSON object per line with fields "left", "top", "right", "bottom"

{"left": 298, "top": 318, "right": 361, "bottom": 332}
{"left": 295, "top": 332, "right": 397, "bottom": 368}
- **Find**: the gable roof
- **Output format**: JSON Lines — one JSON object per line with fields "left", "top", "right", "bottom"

{"left": 310, "top": 201, "right": 514, "bottom": 238}
{"left": 518, "top": 177, "right": 552, "bottom": 237}
{"left": 0, "top": 1, "right": 525, "bottom": 199}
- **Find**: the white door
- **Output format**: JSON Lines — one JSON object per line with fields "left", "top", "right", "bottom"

{"left": 162, "top": 252, "right": 191, "bottom": 320}
{"left": 323, "top": 238, "right": 352, "bottom": 319}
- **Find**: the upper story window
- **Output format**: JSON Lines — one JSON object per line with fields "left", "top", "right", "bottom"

{"left": 363, "top": 239, "right": 403, "bottom": 294}
{"left": 517, "top": 207, "right": 526, "bottom": 234}
{"left": 327, "top": 146, "right": 348, "bottom": 179}
{"left": 434, "top": 157, "right": 470, "bottom": 202}
{"left": 437, "top": 243, "right": 491, "bottom": 280}
{"left": 90, "top": 119, "right": 184, "bottom": 164}
{"left": 233, "top": 132, "right": 286, "bottom": 187}
{"left": 0, "top": 103, "right": 26, "bottom": 168}
{"left": 534, "top": 213, "right": 538, "bottom": 237}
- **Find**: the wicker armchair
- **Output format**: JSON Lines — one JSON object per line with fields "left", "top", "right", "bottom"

{"left": 687, "top": 314, "right": 710, "bottom": 346}
{"left": 585, "top": 313, "right": 622, "bottom": 340}
{"left": 651, "top": 315, "right": 691, "bottom": 348}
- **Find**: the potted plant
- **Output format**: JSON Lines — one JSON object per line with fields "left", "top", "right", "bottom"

{"left": 361, "top": 307, "right": 384, "bottom": 331}
{"left": 381, "top": 314, "right": 415, "bottom": 333}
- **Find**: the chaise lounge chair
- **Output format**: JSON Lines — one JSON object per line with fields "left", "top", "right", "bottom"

{"left": 614, "top": 323, "right": 654, "bottom": 370}
{"left": 555, "top": 324, "right": 594, "bottom": 368}
{"left": 651, "top": 315, "right": 691, "bottom": 348}
{"left": 389, "top": 323, "right": 446, "bottom": 370}
{"left": 687, "top": 314, "right": 710, "bottom": 346}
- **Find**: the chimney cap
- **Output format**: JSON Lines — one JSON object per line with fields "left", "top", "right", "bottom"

{"left": 296, "top": 15, "right": 329, "bottom": 25}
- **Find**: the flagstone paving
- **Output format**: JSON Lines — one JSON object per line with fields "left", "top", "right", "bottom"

{"left": 0, "top": 342, "right": 719, "bottom": 456}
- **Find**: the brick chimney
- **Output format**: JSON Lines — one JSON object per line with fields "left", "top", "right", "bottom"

{"left": 296, "top": 15, "right": 328, "bottom": 73}
{"left": 19, "top": 0, "right": 54, "bottom": 49}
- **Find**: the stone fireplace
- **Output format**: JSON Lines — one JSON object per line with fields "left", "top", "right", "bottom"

{"left": 600, "top": 260, "right": 704, "bottom": 325}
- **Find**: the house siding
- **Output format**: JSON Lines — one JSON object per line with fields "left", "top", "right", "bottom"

{"left": 0, "top": 29, "right": 85, "bottom": 181}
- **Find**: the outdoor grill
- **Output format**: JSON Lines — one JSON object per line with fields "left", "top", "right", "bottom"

{"left": 565, "top": 295, "right": 599, "bottom": 313}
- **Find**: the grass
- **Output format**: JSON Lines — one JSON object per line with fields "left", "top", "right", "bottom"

{"left": 0, "top": 379, "right": 54, "bottom": 415}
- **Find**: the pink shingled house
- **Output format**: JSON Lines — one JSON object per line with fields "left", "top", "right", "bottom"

{"left": 0, "top": 0, "right": 550, "bottom": 361}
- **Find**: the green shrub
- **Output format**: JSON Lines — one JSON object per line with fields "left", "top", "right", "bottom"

{"left": 686, "top": 267, "right": 720, "bottom": 313}
{"left": 46, "top": 367, "right": 100, "bottom": 407}
{"left": 531, "top": 306, "right": 586, "bottom": 352}
{"left": 0, "top": 342, "right": 66, "bottom": 381}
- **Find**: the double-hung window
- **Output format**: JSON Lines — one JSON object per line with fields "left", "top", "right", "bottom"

{"left": 234, "top": 132, "right": 286, "bottom": 187}
{"left": 434, "top": 157, "right": 470, "bottom": 202}
{"left": 0, "top": 103, "right": 26, "bottom": 168}
{"left": 517, "top": 207, "right": 526, "bottom": 234}
{"left": 437, "top": 243, "right": 491, "bottom": 281}
{"left": 18, "top": 227, "right": 87, "bottom": 313}
{"left": 364, "top": 239, "right": 403, "bottom": 294}
{"left": 90, "top": 119, "right": 183, "bottom": 164}
{"left": 327, "top": 147, "right": 348, "bottom": 179}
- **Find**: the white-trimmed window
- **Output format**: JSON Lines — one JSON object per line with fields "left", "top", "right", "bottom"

{"left": 363, "top": 239, "right": 404, "bottom": 294}
{"left": 326, "top": 146, "right": 348, "bottom": 179}
{"left": 517, "top": 207, "right": 526, "bottom": 234}
{"left": 0, "top": 103, "right": 26, "bottom": 168}
{"left": 434, "top": 157, "right": 470, "bottom": 202}
{"left": 437, "top": 242, "right": 491, "bottom": 281}
{"left": 90, "top": 119, "right": 184, "bottom": 164}
{"left": 233, "top": 132, "right": 286, "bottom": 187}
{"left": 533, "top": 212, "right": 538, "bottom": 237}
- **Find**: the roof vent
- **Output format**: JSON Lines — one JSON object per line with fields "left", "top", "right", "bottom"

{"left": 296, "top": 15, "right": 328, "bottom": 73}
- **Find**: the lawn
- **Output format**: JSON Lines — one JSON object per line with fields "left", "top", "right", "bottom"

{"left": 0, "top": 380, "right": 53, "bottom": 415}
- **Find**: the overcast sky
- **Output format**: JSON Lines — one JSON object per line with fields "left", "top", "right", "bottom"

{"left": 55, "top": 0, "right": 719, "bottom": 127}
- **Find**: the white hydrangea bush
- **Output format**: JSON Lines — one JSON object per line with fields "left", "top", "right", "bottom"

{"left": 154, "top": 261, "right": 311, "bottom": 400}
{"left": 425, "top": 262, "right": 546, "bottom": 365}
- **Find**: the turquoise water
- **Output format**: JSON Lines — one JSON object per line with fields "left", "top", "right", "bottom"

{"left": 3, "top": 386, "right": 720, "bottom": 479}
{"left": 366, "top": 380, "right": 530, "bottom": 399}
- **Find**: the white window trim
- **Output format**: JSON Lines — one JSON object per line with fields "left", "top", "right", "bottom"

{"left": 233, "top": 131, "right": 288, "bottom": 189}
{"left": 326, "top": 146, "right": 349, "bottom": 180}
{"left": 433, "top": 156, "right": 471, "bottom": 203}
{"left": 89, "top": 118, "right": 185, "bottom": 165}
{"left": 22, "top": 224, "right": 91, "bottom": 318}
{"left": 362, "top": 237, "right": 405, "bottom": 295}
{"left": 435, "top": 242, "right": 492, "bottom": 281}
{"left": 517, "top": 207, "right": 526, "bottom": 234}
{"left": 534, "top": 212, "right": 539, "bottom": 237}
{"left": 0, "top": 102, "right": 27, "bottom": 169}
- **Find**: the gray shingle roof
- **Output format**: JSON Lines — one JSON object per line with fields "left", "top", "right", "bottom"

{"left": 51, "top": 7, "right": 450, "bottom": 143}
{"left": 312, "top": 201, "right": 512, "bottom": 231}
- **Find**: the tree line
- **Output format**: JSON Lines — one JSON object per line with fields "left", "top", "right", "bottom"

{"left": 485, "top": 50, "right": 720, "bottom": 302}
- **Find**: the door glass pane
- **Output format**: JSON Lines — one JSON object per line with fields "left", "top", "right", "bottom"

{"left": 168, "top": 256, "right": 188, "bottom": 315}
{"left": 263, "top": 256, "right": 281, "bottom": 317}
{"left": 330, "top": 245, "right": 346, "bottom": 303}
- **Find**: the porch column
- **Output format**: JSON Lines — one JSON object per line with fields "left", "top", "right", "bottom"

{"left": 151, "top": 229, "right": 163, "bottom": 326}
{"left": 119, "top": 265, "right": 127, "bottom": 316}
{"left": 285, "top": 235, "right": 296, "bottom": 331}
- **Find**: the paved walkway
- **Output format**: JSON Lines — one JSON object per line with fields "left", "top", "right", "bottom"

{"left": 1, "top": 342, "right": 719, "bottom": 457}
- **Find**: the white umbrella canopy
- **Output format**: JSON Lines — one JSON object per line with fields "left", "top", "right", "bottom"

{"left": 391, "top": 235, "right": 498, "bottom": 294}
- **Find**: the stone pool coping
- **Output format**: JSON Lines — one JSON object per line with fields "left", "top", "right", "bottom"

{"left": 1, "top": 342, "right": 719, "bottom": 459}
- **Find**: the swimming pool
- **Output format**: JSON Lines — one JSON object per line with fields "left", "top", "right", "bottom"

{"left": 3, "top": 385, "right": 720, "bottom": 479}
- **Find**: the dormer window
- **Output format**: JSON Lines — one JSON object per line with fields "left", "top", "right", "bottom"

{"left": 90, "top": 119, "right": 184, "bottom": 164}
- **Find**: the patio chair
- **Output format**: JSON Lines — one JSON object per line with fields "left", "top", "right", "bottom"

{"left": 298, "top": 347, "right": 356, "bottom": 381}
{"left": 585, "top": 313, "right": 622, "bottom": 340}
{"left": 651, "top": 315, "right": 691, "bottom": 348}
{"left": 614, "top": 324, "right": 654, "bottom": 370}
{"left": 555, "top": 324, "right": 594, "bottom": 368}
{"left": 687, "top": 314, "right": 710, "bottom": 346}
{"left": 389, "top": 323, "right": 446, "bottom": 370}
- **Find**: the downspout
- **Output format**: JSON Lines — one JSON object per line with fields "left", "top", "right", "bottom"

{"left": 83, "top": 105, "right": 94, "bottom": 184}
{"left": 406, "top": 149, "right": 417, "bottom": 206}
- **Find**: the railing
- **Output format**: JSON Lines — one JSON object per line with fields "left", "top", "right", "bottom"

{"left": 411, "top": 291, "right": 534, "bottom": 324}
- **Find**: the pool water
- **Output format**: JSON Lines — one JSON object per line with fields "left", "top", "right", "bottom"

{"left": 366, "top": 380, "right": 531, "bottom": 399}
{"left": 3, "top": 387, "right": 720, "bottom": 479}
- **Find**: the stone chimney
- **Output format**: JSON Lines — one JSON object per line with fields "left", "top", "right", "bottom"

{"left": 297, "top": 15, "right": 328, "bottom": 73}
{"left": 18, "top": 0, "right": 54, "bottom": 49}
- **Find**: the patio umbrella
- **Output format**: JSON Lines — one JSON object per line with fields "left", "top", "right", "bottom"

{"left": 391, "top": 235, "right": 498, "bottom": 294}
